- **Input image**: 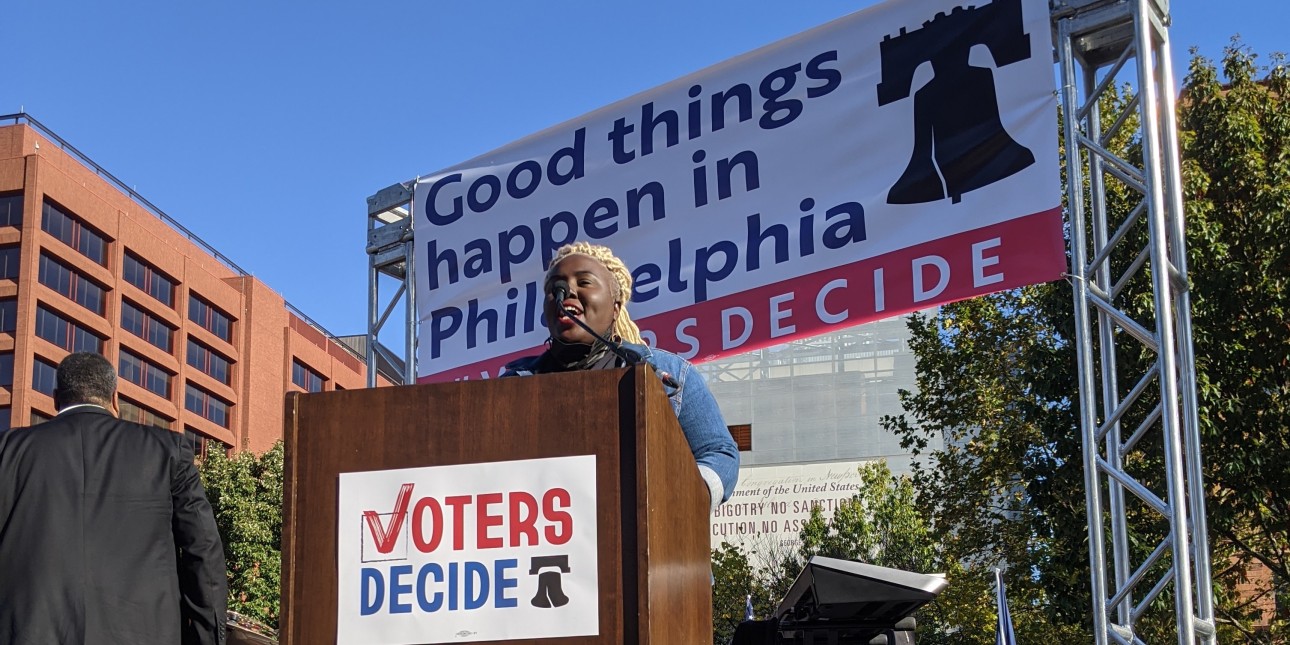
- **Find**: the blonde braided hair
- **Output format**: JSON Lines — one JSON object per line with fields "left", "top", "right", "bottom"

{"left": 546, "top": 242, "right": 644, "bottom": 345}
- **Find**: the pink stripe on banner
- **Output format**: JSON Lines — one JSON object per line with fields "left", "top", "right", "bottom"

{"left": 422, "top": 207, "right": 1064, "bottom": 383}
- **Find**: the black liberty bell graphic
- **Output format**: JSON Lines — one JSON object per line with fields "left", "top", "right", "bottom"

{"left": 877, "top": 0, "right": 1036, "bottom": 204}
{"left": 529, "top": 555, "right": 571, "bottom": 608}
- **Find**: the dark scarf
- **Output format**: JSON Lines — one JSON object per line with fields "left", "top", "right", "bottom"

{"left": 536, "top": 335, "right": 624, "bottom": 373}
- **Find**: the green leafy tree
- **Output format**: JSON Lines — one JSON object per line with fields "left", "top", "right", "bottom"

{"left": 791, "top": 462, "right": 935, "bottom": 573}
{"left": 711, "top": 543, "right": 777, "bottom": 645}
{"left": 1179, "top": 43, "right": 1290, "bottom": 640}
{"left": 792, "top": 463, "right": 956, "bottom": 635}
{"left": 882, "top": 43, "right": 1288, "bottom": 642}
{"left": 199, "top": 442, "right": 285, "bottom": 630}
{"left": 883, "top": 288, "right": 1094, "bottom": 644}
{"left": 738, "top": 461, "right": 997, "bottom": 644}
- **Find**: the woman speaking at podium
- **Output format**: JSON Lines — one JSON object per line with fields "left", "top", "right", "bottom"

{"left": 503, "top": 242, "right": 739, "bottom": 511}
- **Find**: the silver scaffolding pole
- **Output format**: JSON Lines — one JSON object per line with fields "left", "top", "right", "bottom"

{"left": 1054, "top": 0, "right": 1215, "bottom": 643}
{"left": 366, "top": 182, "right": 416, "bottom": 387}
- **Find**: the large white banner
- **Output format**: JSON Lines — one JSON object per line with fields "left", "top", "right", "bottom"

{"left": 414, "top": 0, "right": 1062, "bottom": 382}
{"left": 711, "top": 461, "right": 873, "bottom": 552}
{"left": 336, "top": 456, "right": 598, "bottom": 644}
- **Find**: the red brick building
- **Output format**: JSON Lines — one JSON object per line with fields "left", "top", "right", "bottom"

{"left": 0, "top": 116, "right": 382, "bottom": 455}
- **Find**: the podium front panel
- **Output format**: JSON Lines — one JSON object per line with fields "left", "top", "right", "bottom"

{"left": 281, "top": 366, "right": 711, "bottom": 644}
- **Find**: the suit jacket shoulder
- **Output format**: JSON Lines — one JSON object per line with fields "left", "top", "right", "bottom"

{"left": 0, "top": 407, "right": 226, "bottom": 645}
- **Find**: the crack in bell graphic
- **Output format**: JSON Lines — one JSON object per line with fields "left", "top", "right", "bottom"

{"left": 529, "top": 555, "right": 571, "bottom": 609}
{"left": 877, "top": 0, "right": 1036, "bottom": 205}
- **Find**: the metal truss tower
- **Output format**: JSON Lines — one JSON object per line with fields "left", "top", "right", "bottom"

{"left": 1054, "top": 0, "right": 1215, "bottom": 642}
{"left": 366, "top": 181, "right": 416, "bottom": 387}
{"left": 367, "top": 1, "right": 1218, "bottom": 640}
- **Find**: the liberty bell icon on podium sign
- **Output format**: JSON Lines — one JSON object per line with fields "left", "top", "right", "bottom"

{"left": 529, "top": 555, "right": 571, "bottom": 609}
{"left": 877, "top": 0, "right": 1036, "bottom": 205}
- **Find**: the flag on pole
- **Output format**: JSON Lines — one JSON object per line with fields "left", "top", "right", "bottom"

{"left": 745, "top": 594, "right": 755, "bottom": 622}
{"left": 995, "top": 568, "right": 1018, "bottom": 645}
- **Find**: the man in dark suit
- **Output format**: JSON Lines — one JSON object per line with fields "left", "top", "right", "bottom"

{"left": 0, "top": 352, "right": 227, "bottom": 644}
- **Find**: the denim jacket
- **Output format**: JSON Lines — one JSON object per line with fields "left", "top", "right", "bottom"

{"left": 503, "top": 342, "right": 740, "bottom": 508}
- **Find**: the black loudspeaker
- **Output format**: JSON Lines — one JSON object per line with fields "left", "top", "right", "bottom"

{"left": 772, "top": 556, "right": 948, "bottom": 644}
{"left": 729, "top": 618, "right": 781, "bottom": 645}
{"left": 867, "top": 616, "right": 916, "bottom": 645}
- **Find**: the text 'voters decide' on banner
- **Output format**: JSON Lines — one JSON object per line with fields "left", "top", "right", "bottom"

{"left": 337, "top": 456, "right": 598, "bottom": 644}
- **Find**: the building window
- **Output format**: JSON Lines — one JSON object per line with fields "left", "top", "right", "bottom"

{"left": 41, "top": 200, "right": 107, "bottom": 265}
{"left": 186, "top": 338, "right": 232, "bottom": 384}
{"left": 38, "top": 254, "right": 107, "bottom": 316}
{"left": 185, "top": 383, "right": 230, "bottom": 428}
{"left": 121, "top": 301, "right": 173, "bottom": 353}
{"left": 292, "top": 359, "right": 326, "bottom": 392}
{"left": 32, "top": 358, "right": 57, "bottom": 397}
{"left": 35, "top": 305, "right": 103, "bottom": 353}
{"left": 0, "top": 407, "right": 9, "bottom": 431}
{"left": 30, "top": 410, "right": 52, "bottom": 425}
{"left": 122, "top": 252, "right": 175, "bottom": 308}
{"left": 0, "top": 246, "right": 19, "bottom": 280}
{"left": 119, "top": 396, "right": 173, "bottom": 430}
{"left": 188, "top": 295, "right": 232, "bottom": 342}
{"left": 119, "top": 349, "right": 171, "bottom": 398}
{"left": 184, "top": 427, "right": 227, "bottom": 461}
{"left": 0, "top": 299, "right": 15, "bottom": 334}
{"left": 0, "top": 193, "right": 22, "bottom": 228}
{"left": 0, "top": 353, "right": 12, "bottom": 387}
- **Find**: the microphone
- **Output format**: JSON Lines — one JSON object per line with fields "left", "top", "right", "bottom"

{"left": 549, "top": 279, "right": 680, "bottom": 390}
{"left": 551, "top": 280, "right": 569, "bottom": 306}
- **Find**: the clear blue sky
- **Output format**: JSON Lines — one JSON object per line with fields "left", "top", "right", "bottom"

{"left": 3, "top": 1, "right": 1284, "bottom": 339}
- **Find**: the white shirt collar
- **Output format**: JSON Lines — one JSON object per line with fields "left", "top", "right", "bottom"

{"left": 56, "top": 403, "right": 111, "bottom": 416}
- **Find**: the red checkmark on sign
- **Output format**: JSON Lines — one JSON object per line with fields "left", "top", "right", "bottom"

{"left": 362, "top": 483, "right": 415, "bottom": 554}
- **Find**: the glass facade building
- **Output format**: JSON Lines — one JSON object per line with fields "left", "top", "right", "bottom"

{"left": 698, "top": 312, "right": 941, "bottom": 476}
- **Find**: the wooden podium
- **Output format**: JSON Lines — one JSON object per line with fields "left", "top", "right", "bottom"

{"left": 279, "top": 365, "right": 713, "bottom": 644}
